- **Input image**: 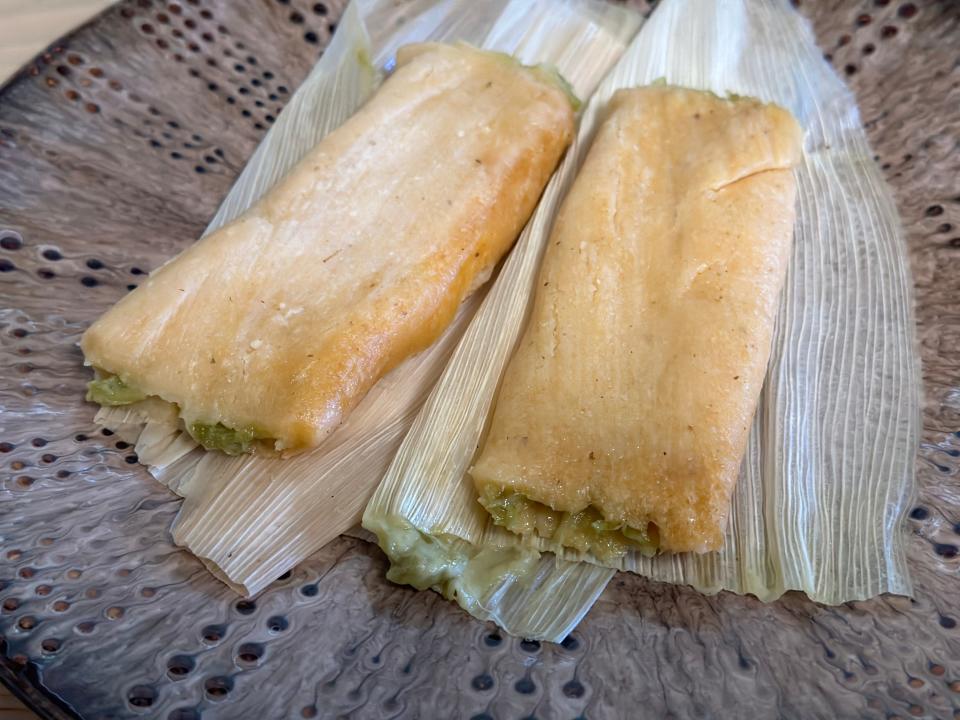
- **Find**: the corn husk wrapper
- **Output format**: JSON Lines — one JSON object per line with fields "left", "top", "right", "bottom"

{"left": 96, "top": 0, "right": 642, "bottom": 597}
{"left": 363, "top": 0, "right": 919, "bottom": 640}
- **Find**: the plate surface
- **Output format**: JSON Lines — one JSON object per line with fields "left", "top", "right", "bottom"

{"left": 1, "top": 1, "right": 958, "bottom": 718}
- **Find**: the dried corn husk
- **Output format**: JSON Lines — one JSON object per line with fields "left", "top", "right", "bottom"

{"left": 363, "top": 0, "right": 919, "bottom": 641}
{"left": 97, "top": 0, "right": 642, "bottom": 596}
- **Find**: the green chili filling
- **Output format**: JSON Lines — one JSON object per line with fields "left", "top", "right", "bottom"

{"left": 186, "top": 422, "right": 269, "bottom": 455}
{"left": 480, "top": 489, "right": 659, "bottom": 562}
{"left": 86, "top": 375, "right": 147, "bottom": 406}
{"left": 87, "top": 372, "right": 270, "bottom": 455}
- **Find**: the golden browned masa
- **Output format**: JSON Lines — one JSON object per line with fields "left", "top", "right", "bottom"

{"left": 81, "top": 43, "right": 574, "bottom": 453}
{"left": 470, "top": 85, "right": 802, "bottom": 555}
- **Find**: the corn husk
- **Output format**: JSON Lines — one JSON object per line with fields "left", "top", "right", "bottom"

{"left": 363, "top": 0, "right": 919, "bottom": 640}
{"left": 96, "top": 0, "right": 642, "bottom": 596}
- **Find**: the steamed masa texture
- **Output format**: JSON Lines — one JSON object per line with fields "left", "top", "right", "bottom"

{"left": 81, "top": 43, "right": 575, "bottom": 453}
{"left": 470, "top": 85, "right": 802, "bottom": 556}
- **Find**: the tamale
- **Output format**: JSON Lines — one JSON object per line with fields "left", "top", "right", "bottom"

{"left": 81, "top": 42, "right": 574, "bottom": 454}
{"left": 470, "top": 85, "right": 802, "bottom": 556}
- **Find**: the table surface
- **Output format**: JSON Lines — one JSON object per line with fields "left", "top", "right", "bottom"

{"left": 0, "top": 0, "right": 114, "bottom": 82}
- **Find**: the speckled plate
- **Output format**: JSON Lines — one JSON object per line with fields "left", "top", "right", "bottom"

{"left": 1, "top": 1, "right": 958, "bottom": 719}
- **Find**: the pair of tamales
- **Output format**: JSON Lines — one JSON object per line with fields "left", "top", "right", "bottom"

{"left": 82, "top": 43, "right": 802, "bottom": 558}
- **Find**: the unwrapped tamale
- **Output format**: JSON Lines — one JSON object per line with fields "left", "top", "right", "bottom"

{"left": 470, "top": 85, "right": 802, "bottom": 556}
{"left": 81, "top": 42, "right": 575, "bottom": 454}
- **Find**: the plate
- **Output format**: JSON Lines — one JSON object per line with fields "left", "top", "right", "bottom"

{"left": 1, "top": 1, "right": 958, "bottom": 718}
